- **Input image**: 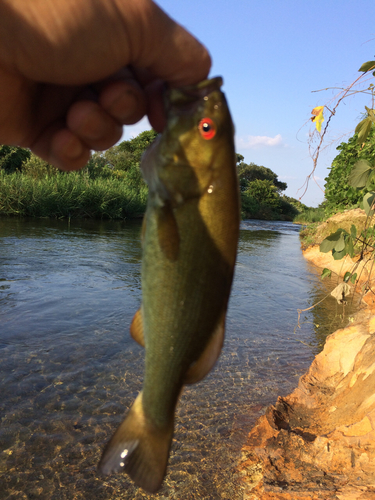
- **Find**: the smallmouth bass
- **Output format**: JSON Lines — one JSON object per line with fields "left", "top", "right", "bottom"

{"left": 98, "top": 77, "right": 240, "bottom": 492}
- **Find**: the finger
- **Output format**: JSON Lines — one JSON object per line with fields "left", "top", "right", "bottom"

{"left": 50, "top": 129, "right": 91, "bottom": 171}
{"left": 99, "top": 79, "right": 147, "bottom": 125}
{"left": 66, "top": 100, "right": 123, "bottom": 151}
{"left": 29, "top": 118, "right": 91, "bottom": 171}
{"left": 145, "top": 79, "right": 166, "bottom": 132}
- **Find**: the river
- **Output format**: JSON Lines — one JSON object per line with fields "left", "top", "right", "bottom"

{"left": 0, "top": 217, "right": 358, "bottom": 499}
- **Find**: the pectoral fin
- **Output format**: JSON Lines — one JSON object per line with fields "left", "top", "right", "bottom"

{"left": 157, "top": 204, "right": 180, "bottom": 261}
{"left": 184, "top": 314, "right": 226, "bottom": 385}
{"left": 130, "top": 308, "right": 145, "bottom": 347}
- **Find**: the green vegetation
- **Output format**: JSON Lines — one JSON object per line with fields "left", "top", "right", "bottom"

{"left": 0, "top": 145, "right": 30, "bottom": 173}
{"left": 236, "top": 154, "right": 303, "bottom": 220}
{"left": 298, "top": 124, "right": 375, "bottom": 247}
{"left": 324, "top": 128, "right": 375, "bottom": 215}
{"left": 294, "top": 206, "right": 325, "bottom": 224}
{"left": 318, "top": 148, "right": 375, "bottom": 285}
{"left": 0, "top": 129, "right": 308, "bottom": 221}
{"left": 302, "top": 57, "right": 375, "bottom": 294}
{"left": 0, "top": 171, "right": 147, "bottom": 219}
{"left": 0, "top": 131, "right": 156, "bottom": 219}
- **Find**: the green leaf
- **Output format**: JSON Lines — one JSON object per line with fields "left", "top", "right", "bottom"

{"left": 346, "top": 237, "right": 354, "bottom": 258}
{"left": 350, "top": 224, "right": 357, "bottom": 240}
{"left": 350, "top": 273, "right": 357, "bottom": 284}
{"left": 332, "top": 248, "right": 347, "bottom": 260}
{"left": 355, "top": 117, "right": 368, "bottom": 133}
{"left": 367, "top": 108, "right": 375, "bottom": 122}
{"left": 359, "top": 61, "right": 375, "bottom": 72}
{"left": 343, "top": 272, "right": 351, "bottom": 282}
{"left": 363, "top": 191, "right": 375, "bottom": 216}
{"left": 365, "top": 170, "right": 375, "bottom": 190}
{"left": 320, "top": 229, "right": 346, "bottom": 253}
{"left": 335, "top": 232, "right": 346, "bottom": 252}
{"left": 321, "top": 268, "right": 332, "bottom": 279}
{"left": 355, "top": 117, "right": 373, "bottom": 144}
{"left": 348, "top": 160, "right": 372, "bottom": 188}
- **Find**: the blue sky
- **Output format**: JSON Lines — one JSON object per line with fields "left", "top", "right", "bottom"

{"left": 123, "top": 1, "right": 375, "bottom": 207}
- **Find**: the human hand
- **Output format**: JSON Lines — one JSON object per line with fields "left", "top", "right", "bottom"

{"left": 0, "top": 0, "right": 211, "bottom": 170}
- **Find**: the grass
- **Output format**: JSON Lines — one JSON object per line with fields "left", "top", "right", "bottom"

{"left": 293, "top": 207, "right": 325, "bottom": 224}
{"left": 299, "top": 223, "right": 321, "bottom": 249}
{"left": 298, "top": 207, "right": 369, "bottom": 250}
{"left": 0, "top": 171, "right": 148, "bottom": 219}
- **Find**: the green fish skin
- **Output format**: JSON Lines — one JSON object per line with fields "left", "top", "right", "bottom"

{"left": 98, "top": 77, "right": 240, "bottom": 493}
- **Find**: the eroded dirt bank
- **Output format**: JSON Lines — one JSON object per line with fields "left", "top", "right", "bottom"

{"left": 236, "top": 212, "right": 375, "bottom": 500}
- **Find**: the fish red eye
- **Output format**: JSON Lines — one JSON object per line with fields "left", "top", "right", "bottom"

{"left": 198, "top": 118, "right": 216, "bottom": 140}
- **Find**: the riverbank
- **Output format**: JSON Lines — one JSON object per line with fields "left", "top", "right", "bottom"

{"left": 299, "top": 207, "right": 368, "bottom": 249}
{"left": 236, "top": 209, "right": 375, "bottom": 499}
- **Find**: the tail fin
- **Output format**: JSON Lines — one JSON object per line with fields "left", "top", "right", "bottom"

{"left": 98, "top": 392, "right": 174, "bottom": 493}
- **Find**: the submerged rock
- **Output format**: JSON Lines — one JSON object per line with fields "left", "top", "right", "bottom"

{"left": 237, "top": 240, "right": 375, "bottom": 499}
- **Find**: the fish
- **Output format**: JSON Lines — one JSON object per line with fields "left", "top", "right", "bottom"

{"left": 98, "top": 76, "right": 240, "bottom": 493}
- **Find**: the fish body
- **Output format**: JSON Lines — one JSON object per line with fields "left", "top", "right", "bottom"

{"left": 99, "top": 77, "right": 239, "bottom": 492}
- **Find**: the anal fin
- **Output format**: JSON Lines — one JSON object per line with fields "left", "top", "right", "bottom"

{"left": 184, "top": 313, "right": 226, "bottom": 385}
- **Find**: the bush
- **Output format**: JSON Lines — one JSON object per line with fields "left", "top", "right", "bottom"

{"left": 294, "top": 207, "right": 325, "bottom": 224}
{"left": 279, "top": 198, "right": 299, "bottom": 219}
{"left": 0, "top": 146, "right": 30, "bottom": 173}
{"left": 240, "top": 191, "right": 259, "bottom": 218}
{"left": 324, "top": 129, "right": 375, "bottom": 214}
{"left": 22, "top": 154, "right": 58, "bottom": 179}
{"left": 0, "top": 170, "right": 147, "bottom": 219}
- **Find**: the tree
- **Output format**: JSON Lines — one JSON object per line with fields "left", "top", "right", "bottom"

{"left": 236, "top": 159, "right": 287, "bottom": 192}
{"left": 117, "top": 130, "right": 158, "bottom": 165}
{"left": 0, "top": 145, "right": 30, "bottom": 173}
{"left": 86, "top": 129, "right": 158, "bottom": 188}
{"left": 236, "top": 156, "right": 301, "bottom": 219}
{"left": 244, "top": 179, "right": 280, "bottom": 208}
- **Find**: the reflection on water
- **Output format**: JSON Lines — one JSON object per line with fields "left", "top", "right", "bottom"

{"left": 0, "top": 217, "right": 359, "bottom": 499}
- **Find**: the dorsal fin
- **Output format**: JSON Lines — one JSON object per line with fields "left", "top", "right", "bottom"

{"left": 184, "top": 314, "right": 226, "bottom": 385}
{"left": 130, "top": 308, "right": 145, "bottom": 347}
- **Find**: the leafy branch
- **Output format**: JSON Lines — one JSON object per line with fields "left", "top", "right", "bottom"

{"left": 299, "top": 59, "right": 375, "bottom": 308}
{"left": 299, "top": 60, "right": 375, "bottom": 199}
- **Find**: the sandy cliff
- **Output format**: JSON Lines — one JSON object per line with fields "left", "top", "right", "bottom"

{"left": 237, "top": 213, "right": 375, "bottom": 500}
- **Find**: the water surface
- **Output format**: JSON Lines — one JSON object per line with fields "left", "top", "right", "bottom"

{"left": 0, "top": 217, "right": 358, "bottom": 499}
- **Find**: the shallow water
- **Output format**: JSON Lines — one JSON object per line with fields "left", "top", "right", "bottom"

{"left": 0, "top": 217, "right": 358, "bottom": 499}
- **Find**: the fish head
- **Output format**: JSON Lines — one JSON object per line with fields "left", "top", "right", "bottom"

{"left": 142, "top": 77, "right": 235, "bottom": 206}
